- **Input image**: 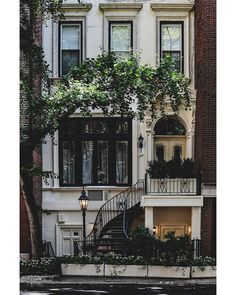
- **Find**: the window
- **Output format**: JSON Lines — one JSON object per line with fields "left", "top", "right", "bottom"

{"left": 59, "top": 118, "right": 132, "bottom": 186}
{"left": 109, "top": 22, "right": 133, "bottom": 58}
{"left": 156, "top": 145, "right": 165, "bottom": 161}
{"left": 60, "top": 23, "right": 82, "bottom": 76}
{"left": 160, "top": 22, "right": 183, "bottom": 72}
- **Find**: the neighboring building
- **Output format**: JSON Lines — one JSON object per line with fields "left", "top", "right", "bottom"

{"left": 41, "top": 0, "right": 215, "bottom": 257}
{"left": 195, "top": 0, "right": 216, "bottom": 257}
{"left": 20, "top": 0, "right": 43, "bottom": 258}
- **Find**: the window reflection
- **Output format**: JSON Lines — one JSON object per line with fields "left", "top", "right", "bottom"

{"left": 116, "top": 141, "right": 128, "bottom": 184}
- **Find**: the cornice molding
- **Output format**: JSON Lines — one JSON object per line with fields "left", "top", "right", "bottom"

{"left": 99, "top": 3, "right": 143, "bottom": 12}
{"left": 61, "top": 3, "right": 92, "bottom": 12}
{"left": 150, "top": 3, "right": 194, "bottom": 12}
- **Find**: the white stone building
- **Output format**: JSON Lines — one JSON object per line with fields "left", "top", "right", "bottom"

{"left": 41, "top": 0, "right": 204, "bottom": 256}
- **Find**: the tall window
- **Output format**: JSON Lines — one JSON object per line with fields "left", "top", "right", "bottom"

{"left": 60, "top": 23, "right": 82, "bottom": 76}
{"left": 109, "top": 22, "right": 133, "bottom": 59}
{"left": 160, "top": 22, "right": 183, "bottom": 73}
{"left": 59, "top": 118, "right": 132, "bottom": 186}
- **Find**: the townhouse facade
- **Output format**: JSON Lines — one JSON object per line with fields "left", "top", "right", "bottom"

{"left": 40, "top": 0, "right": 216, "bottom": 257}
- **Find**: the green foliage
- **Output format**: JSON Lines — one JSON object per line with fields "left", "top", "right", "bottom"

{"left": 191, "top": 256, "right": 216, "bottom": 267}
{"left": 20, "top": 257, "right": 61, "bottom": 276}
{"left": 166, "top": 159, "right": 182, "bottom": 178}
{"left": 147, "top": 160, "right": 167, "bottom": 178}
{"left": 128, "top": 225, "right": 156, "bottom": 263}
{"left": 147, "top": 158, "right": 197, "bottom": 179}
{"left": 154, "top": 232, "right": 193, "bottom": 266}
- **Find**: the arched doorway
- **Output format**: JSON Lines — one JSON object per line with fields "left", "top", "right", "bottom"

{"left": 153, "top": 117, "right": 186, "bottom": 161}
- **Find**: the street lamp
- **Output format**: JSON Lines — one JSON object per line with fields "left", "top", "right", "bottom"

{"left": 79, "top": 188, "right": 89, "bottom": 254}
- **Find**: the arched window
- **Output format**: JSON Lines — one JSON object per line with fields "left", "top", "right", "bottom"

{"left": 154, "top": 117, "right": 186, "bottom": 135}
{"left": 154, "top": 117, "right": 186, "bottom": 161}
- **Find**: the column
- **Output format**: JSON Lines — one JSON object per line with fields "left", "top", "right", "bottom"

{"left": 191, "top": 207, "right": 201, "bottom": 239}
{"left": 145, "top": 207, "right": 153, "bottom": 231}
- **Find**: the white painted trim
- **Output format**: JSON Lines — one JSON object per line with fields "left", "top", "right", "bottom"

{"left": 141, "top": 195, "right": 203, "bottom": 207}
{"left": 99, "top": 3, "right": 143, "bottom": 12}
{"left": 150, "top": 3, "right": 194, "bottom": 12}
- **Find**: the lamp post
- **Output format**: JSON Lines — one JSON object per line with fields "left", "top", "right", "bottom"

{"left": 79, "top": 188, "right": 89, "bottom": 255}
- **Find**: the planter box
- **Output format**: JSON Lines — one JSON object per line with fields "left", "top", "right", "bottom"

{"left": 191, "top": 266, "right": 216, "bottom": 278}
{"left": 105, "top": 264, "right": 148, "bottom": 277}
{"left": 61, "top": 264, "right": 104, "bottom": 276}
{"left": 148, "top": 265, "right": 190, "bottom": 278}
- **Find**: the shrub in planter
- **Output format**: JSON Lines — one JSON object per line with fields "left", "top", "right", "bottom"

{"left": 181, "top": 158, "right": 198, "bottom": 178}
{"left": 153, "top": 232, "right": 193, "bottom": 266}
{"left": 147, "top": 160, "right": 167, "bottom": 178}
{"left": 128, "top": 225, "right": 156, "bottom": 263}
{"left": 20, "top": 257, "right": 61, "bottom": 276}
{"left": 191, "top": 256, "right": 216, "bottom": 270}
{"left": 166, "top": 159, "right": 182, "bottom": 178}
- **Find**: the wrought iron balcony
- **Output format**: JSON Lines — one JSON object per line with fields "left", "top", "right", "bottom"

{"left": 145, "top": 173, "right": 201, "bottom": 196}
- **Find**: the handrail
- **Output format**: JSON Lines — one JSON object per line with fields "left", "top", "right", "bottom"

{"left": 85, "top": 180, "right": 144, "bottom": 252}
{"left": 85, "top": 185, "right": 133, "bottom": 249}
{"left": 123, "top": 179, "right": 145, "bottom": 239}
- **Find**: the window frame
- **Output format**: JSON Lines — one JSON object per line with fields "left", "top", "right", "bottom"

{"left": 59, "top": 21, "right": 83, "bottom": 77}
{"left": 160, "top": 21, "right": 184, "bottom": 73}
{"left": 59, "top": 118, "right": 132, "bottom": 187}
{"left": 108, "top": 21, "right": 133, "bottom": 55}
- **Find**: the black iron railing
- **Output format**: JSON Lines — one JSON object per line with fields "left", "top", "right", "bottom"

{"left": 80, "top": 180, "right": 144, "bottom": 254}
{"left": 42, "top": 240, "right": 55, "bottom": 257}
{"left": 145, "top": 173, "right": 201, "bottom": 195}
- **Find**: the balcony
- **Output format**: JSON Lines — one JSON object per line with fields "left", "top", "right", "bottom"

{"left": 145, "top": 174, "right": 201, "bottom": 196}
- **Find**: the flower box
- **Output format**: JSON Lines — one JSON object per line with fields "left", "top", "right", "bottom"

{"left": 191, "top": 266, "right": 216, "bottom": 278}
{"left": 61, "top": 263, "right": 104, "bottom": 276}
{"left": 104, "top": 264, "right": 148, "bottom": 277}
{"left": 148, "top": 265, "right": 190, "bottom": 278}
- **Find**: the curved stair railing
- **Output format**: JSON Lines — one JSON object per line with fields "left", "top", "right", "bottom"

{"left": 84, "top": 179, "right": 145, "bottom": 253}
{"left": 123, "top": 179, "right": 145, "bottom": 239}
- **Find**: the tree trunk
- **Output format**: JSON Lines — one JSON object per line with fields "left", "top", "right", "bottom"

{"left": 20, "top": 170, "right": 42, "bottom": 259}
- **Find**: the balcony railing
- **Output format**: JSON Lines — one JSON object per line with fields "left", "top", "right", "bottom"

{"left": 145, "top": 173, "right": 201, "bottom": 195}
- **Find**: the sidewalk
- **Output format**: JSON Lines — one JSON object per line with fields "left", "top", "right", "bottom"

{"left": 20, "top": 275, "right": 216, "bottom": 288}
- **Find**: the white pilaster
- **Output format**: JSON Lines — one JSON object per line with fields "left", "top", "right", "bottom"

{"left": 145, "top": 207, "right": 153, "bottom": 231}
{"left": 191, "top": 207, "right": 201, "bottom": 239}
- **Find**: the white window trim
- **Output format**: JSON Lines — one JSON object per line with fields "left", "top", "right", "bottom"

{"left": 100, "top": 4, "right": 142, "bottom": 53}
{"left": 151, "top": 5, "right": 194, "bottom": 79}
{"left": 56, "top": 224, "right": 82, "bottom": 256}
{"left": 52, "top": 8, "right": 89, "bottom": 78}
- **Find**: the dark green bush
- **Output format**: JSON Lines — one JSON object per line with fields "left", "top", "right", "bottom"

{"left": 128, "top": 225, "right": 156, "bottom": 263}
{"left": 20, "top": 257, "right": 61, "bottom": 276}
{"left": 181, "top": 158, "right": 198, "bottom": 178}
{"left": 147, "top": 160, "right": 167, "bottom": 178}
{"left": 166, "top": 159, "right": 182, "bottom": 178}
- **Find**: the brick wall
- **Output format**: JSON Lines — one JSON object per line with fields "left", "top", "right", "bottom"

{"left": 194, "top": 0, "right": 216, "bottom": 185}
{"left": 201, "top": 198, "right": 216, "bottom": 257}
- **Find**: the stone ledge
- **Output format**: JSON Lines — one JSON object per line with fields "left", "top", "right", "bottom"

{"left": 150, "top": 3, "right": 194, "bottom": 12}
{"left": 99, "top": 3, "right": 143, "bottom": 12}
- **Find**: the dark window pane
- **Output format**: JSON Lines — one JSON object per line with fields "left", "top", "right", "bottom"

{"left": 154, "top": 118, "right": 186, "bottom": 135}
{"left": 174, "top": 145, "right": 182, "bottom": 161}
{"left": 62, "top": 50, "right": 80, "bottom": 75}
{"left": 97, "top": 141, "right": 109, "bottom": 184}
{"left": 82, "top": 141, "right": 93, "bottom": 184}
{"left": 163, "top": 51, "right": 181, "bottom": 72}
{"left": 116, "top": 121, "right": 129, "bottom": 134}
{"left": 62, "top": 141, "right": 75, "bottom": 184}
{"left": 116, "top": 141, "right": 128, "bottom": 184}
{"left": 81, "top": 120, "right": 109, "bottom": 134}
{"left": 156, "top": 146, "right": 164, "bottom": 161}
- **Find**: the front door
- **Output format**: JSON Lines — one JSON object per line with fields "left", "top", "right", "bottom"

{"left": 154, "top": 136, "right": 186, "bottom": 161}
